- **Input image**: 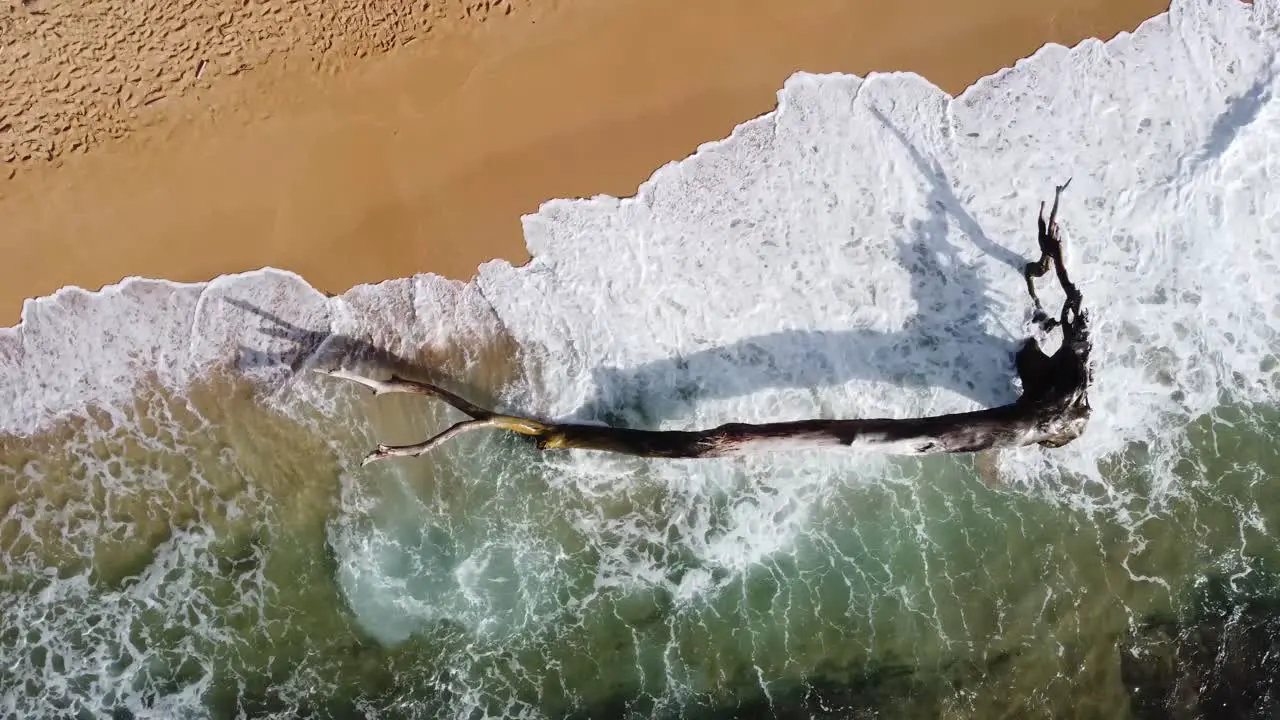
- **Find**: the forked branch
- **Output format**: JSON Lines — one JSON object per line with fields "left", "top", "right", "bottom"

{"left": 1025, "top": 179, "right": 1080, "bottom": 320}
{"left": 322, "top": 185, "right": 1092, "bottom": 466}
{"left": 322, "top": 368, "right": 550, "bottom": 465}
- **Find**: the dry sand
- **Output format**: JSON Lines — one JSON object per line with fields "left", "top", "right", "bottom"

{"left": 0, "top": 0, "right": 1168, "bottom": 325}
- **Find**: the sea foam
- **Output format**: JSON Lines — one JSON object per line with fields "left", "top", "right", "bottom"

{"left": 3, "top": 0, "right": 1280, "bottom": 715}
{"left": 3, "top": 0, "right": 1277, "bottom": 492}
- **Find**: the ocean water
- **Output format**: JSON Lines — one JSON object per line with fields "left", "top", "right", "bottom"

{"left": 3, "top": 0, "right": 1280, "bottom": 717}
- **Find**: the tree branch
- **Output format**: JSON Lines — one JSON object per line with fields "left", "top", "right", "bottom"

{"left": 321, "top": 185, "right": 1092, "bottom": 465}
{"left": 321, "top": 367, "right": 494, "bottom": 420}
{"left": 359, "top": 415, "right": 551, "bottom": 465}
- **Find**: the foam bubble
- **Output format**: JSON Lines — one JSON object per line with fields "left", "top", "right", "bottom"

{"left": 475, "top": 0, "right": 1279, "bottom": 498}
{"left": 2, "top": 0, "right": 1273, "bottom": 497}
{"left": 2, "top": 0, "right": 1279, "bottom": 714}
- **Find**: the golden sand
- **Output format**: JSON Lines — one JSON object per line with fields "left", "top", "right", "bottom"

{"left": 0, "top": 0, "right": 1168, "bottom": 325}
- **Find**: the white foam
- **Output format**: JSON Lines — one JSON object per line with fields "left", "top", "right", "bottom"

{"left": 1, "top": 0, "right": 1272, "bottom": 463}
{"left": 2, "top": 2, "right": 1279, "bottom": 707}
{"left": 0, "top": 269, "right": 327, "bottom": 435}
{"left": 475, "top": 0, "right": 1279, "bottom": 493}
{"left": 0, "top": 266, "right": 516, "bottom": 436}
{"left": 1, "top": 0, "right": 1275, "bottom": 573}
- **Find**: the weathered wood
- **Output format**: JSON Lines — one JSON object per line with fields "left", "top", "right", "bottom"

{"left": 323, "top": 184, "right": 1092, "bottom": 466}
{"left": 1025, "top": 180, "right": 1080, "bottom": 318}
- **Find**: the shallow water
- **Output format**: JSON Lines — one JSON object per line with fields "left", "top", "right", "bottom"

{"left": 5, "top": 389, "right": 1278, "bottom": 718}
{"left": 3, "top": 0, "right": 1280, "bottom": 717}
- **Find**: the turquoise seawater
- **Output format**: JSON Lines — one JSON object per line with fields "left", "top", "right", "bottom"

{"left": 3, "top": 0, "right": 1280, "bottom": 716}
{"left": 3, "top": 381, "right": 1279, "bottom": 718}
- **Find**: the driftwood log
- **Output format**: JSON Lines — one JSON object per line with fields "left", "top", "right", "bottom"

{"left": 322, "top": 183, "right": 1092, "bottom": 466}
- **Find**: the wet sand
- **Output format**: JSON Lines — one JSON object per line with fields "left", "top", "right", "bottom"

{"left": 0, "top": 0, "right": 1168, "bottom": 325}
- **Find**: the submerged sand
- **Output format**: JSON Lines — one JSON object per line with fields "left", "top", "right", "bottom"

{"left": 0, "top": 0, "right": 1168, "bottom": 325}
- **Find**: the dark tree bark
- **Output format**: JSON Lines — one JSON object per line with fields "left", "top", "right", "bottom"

{"left": 322, "top": 183, "right": 1092, "bottom": 466}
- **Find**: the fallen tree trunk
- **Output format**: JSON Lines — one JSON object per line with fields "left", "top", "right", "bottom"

{"left": 322, "top": 183, "right": 1092, "bottom": 466}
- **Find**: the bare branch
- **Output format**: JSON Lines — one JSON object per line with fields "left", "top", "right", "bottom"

{"left": 316, "top": 368, "right": 493, "bottom": 420}
{"left": 1025, "top": 178, "right": 1076, "bottom": 320}
{"left": 324, "top": 184, "right": 1093, "bottom": 465}
{"left": 360, "top": 415, "right": 551, "bottom": 465}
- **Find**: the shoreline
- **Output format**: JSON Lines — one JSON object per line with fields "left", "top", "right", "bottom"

{"left": 0, "top": 0, "right": 1169, "bottom": 327}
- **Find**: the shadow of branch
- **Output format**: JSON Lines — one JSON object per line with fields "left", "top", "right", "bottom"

{"left": 572, "top": 207, "right": 1029, "bottom": 429}
{"left": 224, "top": 296, "right": 506, "bottom": 409}
{"left": 869, "top": 104, "right": 1027, "bottom": 273}
{"left": 227, "top": 120, "right": 1043, "bottom": 433}
{"left": 562, "top": 110, "right": 1044, "bottom": 428}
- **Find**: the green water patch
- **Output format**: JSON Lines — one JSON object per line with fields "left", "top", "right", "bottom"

{"left": 3, "top": 389, "right": 1279, "bottom": 718}
{"left": 1122, "top": 569, "right": 1280, "bottom": 719}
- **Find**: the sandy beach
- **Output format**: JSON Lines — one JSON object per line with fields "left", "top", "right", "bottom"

{"left": 7, "top": 2, "right": 1280, "bottom": 715}
{"left": 1, "top": 0, "right": 1167, "bottom": 326}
